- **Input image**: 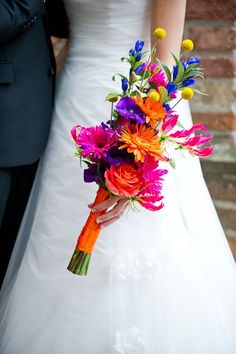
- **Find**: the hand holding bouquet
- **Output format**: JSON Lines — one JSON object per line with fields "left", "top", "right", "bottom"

{"left": 68, "top": 29, "right": 213, "bottom": 276}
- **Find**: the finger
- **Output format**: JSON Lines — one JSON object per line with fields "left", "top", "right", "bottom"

{"left": 100, "top": 215, "right": 121, "bottom": 229}
{"left": 91, "top": 195, "right": 121, "bottom": 212}
{"left": 96, "top": 198, "right": 129, "bottom": 223}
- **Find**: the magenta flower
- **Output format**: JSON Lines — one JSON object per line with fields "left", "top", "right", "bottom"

{"left": 161, "top": 117, "right": 213, "bottom": 157}
{"left": 71, "top": 124, "right": 82, "bottom": 142}
{"left": 149, "top": 68, "right": 167, "bottom": 88}
{"left": 136, "top": 156, "right": 168, "bottom": 211}
{"left": 71, "top": 124, "right": 118, "bottom": 159}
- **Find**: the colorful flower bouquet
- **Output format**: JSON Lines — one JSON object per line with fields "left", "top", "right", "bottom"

{"left": 67, "top": 28, "right": 213, "bottom": 276}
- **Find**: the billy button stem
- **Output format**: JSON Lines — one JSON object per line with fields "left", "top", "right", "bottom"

{"left": 140, "top": 27, "right": 167, "bottom": 91}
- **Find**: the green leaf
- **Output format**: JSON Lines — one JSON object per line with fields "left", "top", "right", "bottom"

{"left": 193, "top": 89, "right": 208, "bottom": 96}
{"left": 133, "top": 61, "right": 143, "bottom": 70}
{"left": 105, "top": 92, "right": 120, "bottom": 102}
{"left": 130, "top": 90, "right": 139, "bottom": 96}
{"left": 112, "top": 110, "right": 119, "bottom": 119}
{"left": 158, "top": 60, "right": 172, "bottom": 81}
{"left": 182, "top": 71, "right": 204, "bottom": 81}
{"left": 169, "top": 159, "right": 176, "bottom": 169}
{"left": 172, "top": 53, "right": 185, "bottom": 84}
{"left": 158, "top": 86, "right": 169, "bottom": 103}
{"left": 112, "top": 73, "right": 128, "bottom": 82}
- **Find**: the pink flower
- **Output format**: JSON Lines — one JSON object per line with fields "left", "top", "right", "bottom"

{"left": 71, "top": 124, "right": 118, "bottom": 159}
{"left": 136, "top": 156, "right": 168, "bottom": 211}
{"left": 71, "top": 124, "right": 82, "bottom": 142}
{"left": 149, "top": 68, "right": 167, "bottom": 88}
{"left": 161, "top": 117, "right": 213, "bottom": 157}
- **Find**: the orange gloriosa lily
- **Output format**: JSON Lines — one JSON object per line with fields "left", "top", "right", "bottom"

{"left": 133, "top": 96, "right": 166, "bottom": 128}
{"left": 119, "top": 124, "right": 167, "bottom": 163}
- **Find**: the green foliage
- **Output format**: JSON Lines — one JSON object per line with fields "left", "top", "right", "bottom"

{"left": 158, "top": 60, "right": 172, "bottom": 81}
{"left": 158, "top": 86, "right": 169, "bottom": 103}
{"left": 172, "top": 53, "right": 185, "bottom": 84}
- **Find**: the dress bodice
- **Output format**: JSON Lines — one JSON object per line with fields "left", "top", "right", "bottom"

{"left": 63, "top": 0, "right": 152, "bottom": 59}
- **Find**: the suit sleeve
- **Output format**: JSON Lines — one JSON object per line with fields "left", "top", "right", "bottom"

{"left": 46, "top": 0, "right": 70, "bottom": 38}
{"left": 0, "top": 0, "right": 45, "bottom": 45}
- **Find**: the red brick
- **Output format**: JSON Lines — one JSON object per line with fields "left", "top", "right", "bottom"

{"left": 206, "top": 179, "right": 236, "bottom": 203}
{"left": 216, "top": 207, "right": 236, "bottom": 231}
{"left": 192, "top": 113, "right": 236, "bottom": 131}
{"left": 189, "top": 26, "right": 236, "bottom": 51}
{"left": 199, "top": 57, "right": 236, "bottom": 77}
{"left": 186, "top": 0, "right": 236, "bottom": 20}
{"left": 227, "top": 237, "right": 236, "bottom": 259}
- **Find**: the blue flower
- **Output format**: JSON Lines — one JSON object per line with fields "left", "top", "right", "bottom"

{"left": 182, "top": 78, "right": 195, "bottom": 86}
{"left": 116, "top": 97, "right": 146, "bottom": 124}
{"left": 181, "top": 60, "right": 188, "bottom": 70}
{"left": 134, "top": 63, "right": 145, "bottom": 75}
{"left": 136, "top": 52, "right": 142, "bottom": 61}
{"left": 135, "top": 40, "right": 144, "bottom": 52}
{"left": 163, "top": 103, "right": 171, "bottom": 112}
{"left": 173, "top": 65, "right": 178, "bottom": 80}
{"left": 129, "top": 48, "right": 135, "bottom": 56}
{"left": 166, "top": 82, "right": 178, "bottom": 95}
{"left": 188, "top": 57, "right": 200, "bottom": 65}
{"left": 121, "top": 78, "right": 128, "bottom": 92}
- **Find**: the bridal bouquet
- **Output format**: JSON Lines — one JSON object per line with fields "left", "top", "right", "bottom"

{"left": 68, "top": 28, "right": 213, "bottom": 276}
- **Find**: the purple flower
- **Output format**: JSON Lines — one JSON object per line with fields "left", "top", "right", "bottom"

{"left": 76, "top": 125, "right": 118, "bottom": 159}
{"left": 182, "top": 78, "right": 195, "bottom": 87}
{"left": 84, "top": 165, "right": 99, "bottom": 183}
{"left": 188, "top": 57, "right": 200, "bottom": 65}
{"left": 115, "top": 97, "right": 146, "bottom": 124}
{"left": 105, "top": 147, "right": 131, "bottom": 166}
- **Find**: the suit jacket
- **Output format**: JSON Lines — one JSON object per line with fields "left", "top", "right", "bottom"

{"left": 0, "top": 0, "right": 69, "bottom": 167}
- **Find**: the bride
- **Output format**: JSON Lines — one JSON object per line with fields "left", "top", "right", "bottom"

{"left": 1, "top": 0, "right": 236, "bottom": 353}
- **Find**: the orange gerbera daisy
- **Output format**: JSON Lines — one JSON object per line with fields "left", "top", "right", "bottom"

{"left": 119, "top": 124, "right": 166, "bottom": 163}
{"left": 133, "top": 96, "right": 166, "bottom": 128}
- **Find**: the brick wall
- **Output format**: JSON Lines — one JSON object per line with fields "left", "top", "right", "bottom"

{"left": 184, "top": 0, "right": 236, "bottom": 249}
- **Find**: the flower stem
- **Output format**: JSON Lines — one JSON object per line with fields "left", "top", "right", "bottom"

{"left": 170, "top": 97, "right": 182, "bottom": 110}
{"left": 140, "top": 39, "right": 158, "bottom": 91}
{"left": 110, "top": 102, "right": 114, "bottom": 122}
{"left": 67, "top": 249, "right": 91, "bottom": 276}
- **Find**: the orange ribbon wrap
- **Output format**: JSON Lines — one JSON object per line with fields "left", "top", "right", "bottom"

{"left": 76, "top": 187, "right": 109, "bottom": 254}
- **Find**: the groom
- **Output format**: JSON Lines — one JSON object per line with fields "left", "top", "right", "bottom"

{"left": 0, "top": 0, "right": 69, "bottom": 287}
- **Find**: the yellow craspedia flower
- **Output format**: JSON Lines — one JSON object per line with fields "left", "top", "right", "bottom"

{"left": 154, "top": 27, "right": 167, "bottom": 40}
{"left": 149, "top": 91, "right": 160, "bottom": 102}
{"left": 181, "top": 39, "right": 194, "bottom": 52}
{"left": 181, "top": 87, "right": 194, "bottom": 100}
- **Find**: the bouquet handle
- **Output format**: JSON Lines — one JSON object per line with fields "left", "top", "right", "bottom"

{"left": 67, "top": 187, "right": 109, "bottom": 275}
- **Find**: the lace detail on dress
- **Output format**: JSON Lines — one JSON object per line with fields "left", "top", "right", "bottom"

{"left": 110, "top": 249, "right": 166, "bottom": 280}
{"left": 113, "top": 327, "right": 146, "bottom": 354}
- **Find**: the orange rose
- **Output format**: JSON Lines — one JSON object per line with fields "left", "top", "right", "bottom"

{"left": 105, "top": 163, "right": 142, "bottom": 198}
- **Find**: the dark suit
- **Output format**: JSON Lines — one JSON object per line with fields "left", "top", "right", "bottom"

{"left": 0, "top": 0, "right": 69, "bottom": 286}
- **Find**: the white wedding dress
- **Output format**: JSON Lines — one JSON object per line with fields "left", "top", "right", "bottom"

{"left": 1, "top": 0, "right": 236, "bottom": 353}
